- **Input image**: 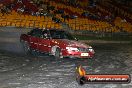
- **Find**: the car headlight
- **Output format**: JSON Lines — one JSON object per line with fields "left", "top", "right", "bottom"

{"left": 89, "top": 48, "right": 93, "bottom": 52}
{"left": 88, "top": 46, "right": 94, "bottom": 53}
{"left": 66, "top": 47, "right": 79, "bottom": 51}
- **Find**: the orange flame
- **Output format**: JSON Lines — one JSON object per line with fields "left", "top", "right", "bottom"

{"left": 77, "top": 65, "right": 86, "bottom": 76}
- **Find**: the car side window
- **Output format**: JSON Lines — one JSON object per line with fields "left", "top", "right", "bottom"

{"left": 29, "top": 29, "right": 42, "bottom": 38}
{"left": 50, "top": 30, "right": 61, "bottom": 39}
{"left": 41, "top": 30, "right": 50, "bottom": 39}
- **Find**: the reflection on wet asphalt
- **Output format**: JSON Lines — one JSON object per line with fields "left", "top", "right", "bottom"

{"left": 0, "top": 44, "right": 132, "bottom": 88}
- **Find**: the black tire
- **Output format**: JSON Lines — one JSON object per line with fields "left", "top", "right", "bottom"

{"left": 54, "top": 48, "right": 63, "bottom": 59}
{"left": 21, "top": 41, "right": 31, "bottom": 55}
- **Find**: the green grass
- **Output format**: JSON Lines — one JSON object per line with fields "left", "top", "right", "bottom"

{"left": 73, "top": 35, "right": 132, "bottom": 41}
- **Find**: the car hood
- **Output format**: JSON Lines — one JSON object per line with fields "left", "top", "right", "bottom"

{"left": 53, "top": 39, "right": 90, "bottom": 48}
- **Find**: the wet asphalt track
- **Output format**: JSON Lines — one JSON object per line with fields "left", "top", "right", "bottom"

{"left": 0, "top": 27, "right": 132, "bottom": 88}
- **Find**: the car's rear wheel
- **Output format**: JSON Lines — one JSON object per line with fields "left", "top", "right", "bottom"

{"left": 54, "top": 48, "right": 63, "bottom": 59}
{"left": 21, "top": 41, "right": 31, "bottom": 55}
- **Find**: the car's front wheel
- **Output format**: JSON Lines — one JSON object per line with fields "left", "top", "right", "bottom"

{"left": 54, "top": 48, "right": 63, "bottom": 59}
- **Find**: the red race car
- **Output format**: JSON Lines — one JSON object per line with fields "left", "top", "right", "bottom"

{"left": 20, "top": 28, "right": 95, "bottom": 59}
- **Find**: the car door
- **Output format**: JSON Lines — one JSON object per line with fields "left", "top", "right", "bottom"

{"left": 29, "top": 29, "right": 42, "bottom": 50}
{"left": 38, "top": 30, "right": 51, "bottom": 53}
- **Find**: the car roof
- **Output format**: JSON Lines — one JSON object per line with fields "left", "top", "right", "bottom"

{"left": 49, "top": 29, "right": 65, "bottom": 32}
{"left": 33, "top": 28, "right": 65, "bottom": 32}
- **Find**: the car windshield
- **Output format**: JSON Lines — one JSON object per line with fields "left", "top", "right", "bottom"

{"left": 50, "top": 30, "right": 75, "bottom": 40}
